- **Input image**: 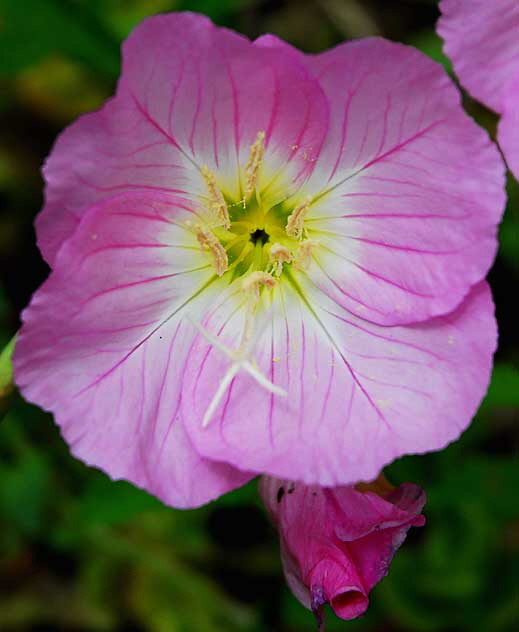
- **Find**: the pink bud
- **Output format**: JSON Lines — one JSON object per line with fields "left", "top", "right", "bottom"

{"left": 260, "top": 475, "right": 425, "bottom": 625}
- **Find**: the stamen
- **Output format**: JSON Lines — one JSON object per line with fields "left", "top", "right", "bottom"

{"left": 241, "top": 271, "right": 276, "bottom": 347}
{"left": 201, "top": 166, "right": 230, "bottom": 229}
{"left": 244, "top": 131, "right": 266, "bottom": 199}
{"left": 286, "top": 195, "right": 312, "bottom": 239}
{"left": 242, "top": 270, "right": 276, "bottom": 299}
{"left": 294, "top": 239, "right": 319, "bottom": 270}
{"left": 193, "top": 224, "right": 228, "bottom": 276}
{"left": 269, "top": 242, "right": 293, "bottom": 276}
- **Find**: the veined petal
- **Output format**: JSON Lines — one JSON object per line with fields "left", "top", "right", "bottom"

{"left": 438, "top": 0, "right": 519, "bottom": 114}
{"left": 38, "top": 12, "right": 329, "bottom": 265}
{"left": 183, "top": 279, "right": 496, "bottom": 486}
{"left": 498, "top": 88, "right": 519, "bottom": 180}
{"left": 438, "top": 0, "right": 519, "bottom": 180}
{"left": 121, "top": 13, "right": 329, "bottom": 197}
{"left": 306, "top": 38, "right": 504, "bottom": 324}
{"left": 259, "top": 35, "right": 505, "bottom": 324}
{"left": 38, "top": 93, "right": 198, "bottom": 267}
{"left": 14, "top": 192, "right": 253, "bottom": 508}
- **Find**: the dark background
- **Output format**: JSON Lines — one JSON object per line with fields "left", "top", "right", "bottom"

{"left": 0, "top": 1, "right": 518, "bottom": 630}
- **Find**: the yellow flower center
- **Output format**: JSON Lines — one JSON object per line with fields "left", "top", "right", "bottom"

{"left": 195, "top": 131, "right": 318, "bottom": 285}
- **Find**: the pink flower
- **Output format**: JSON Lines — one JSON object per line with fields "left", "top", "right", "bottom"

{"left": 438, "top": 0, "right": 519, "bottom": 179}
{"left": 259, "top": 474, "right": 426, "bottom": 624}
{"left": 14, "top": 13, "right": 504, "bottom": 508}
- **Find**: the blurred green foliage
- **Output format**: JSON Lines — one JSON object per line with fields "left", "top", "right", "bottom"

{"left": 0, "top": 1, "right": 518, "bottom": 631}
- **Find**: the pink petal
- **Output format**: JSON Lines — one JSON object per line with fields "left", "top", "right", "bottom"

{"left": 182, "top": 278, "right": 496, "bottom": 486}
{"left": 438, "top": 1, "right": 519, "bottom": 180}
{"left": 14, "top": 192, "right": 253, "bottom": 508}
{"left": 302, "top": 37, "right": 504, "bottom": 324}
{"left": 37, "top": 13, "right": 328, "bottom": 266}
{"left": 438, "top": 0, "right": 519, "bottom": 114}
{"left": 499, "top": 89, "right": 519, "bottom": 180}
{"left": 259, "top": 476, "right": 425, "bottom": 622}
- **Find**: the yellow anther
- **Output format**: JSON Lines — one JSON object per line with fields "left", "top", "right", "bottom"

{"left": 201, "top": 166, "right": 230, "bottom": 229}
{"left": 294, "top": 239, "right": 319, "bottom": 270}
{"left": 244, "top": 131, "right": 265, "bottom": 199}
{"left": 286, "top": 195, "right": 312, "bottom": 239}
{"left": 269, "top": 242, "right": 293, "bottom": 276}
{"left": 242, "top": 270, "right": 276, "bottom": 299}
{"left": 194, "top": 224, "right": 228, "bottom": 276}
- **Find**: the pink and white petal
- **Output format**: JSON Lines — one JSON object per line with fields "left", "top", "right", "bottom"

{"left": 15, "top": 192, "right": 253, "bottom": 508}
{"left": 120, "top": 13, "right": 329, "bottom": 203}
{"left": 297, "top": 38, "right": 505, "bottom": 324}
{"left": 499, "top": 84, "right": 519, "bottom": 180}
{"left": 38, "top": 90, "right": 199, "bottom": 267}
{"left": 256, "top": 35, "right": 504, "bottom": 321}
{"left": 183, "top": 279, "right": 496, "bottom": 486}
{"left": 38, "top": 13, "right": 329, "bottom": 265}
{"left": 438, "top": 0, "right": 519, "bottom": 113}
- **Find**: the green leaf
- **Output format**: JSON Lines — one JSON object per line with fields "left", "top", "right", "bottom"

{"left": 0, "top": 335, "right": 15, "bottom": 418}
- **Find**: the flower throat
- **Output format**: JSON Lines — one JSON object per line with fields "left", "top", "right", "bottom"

{"left": 191, "top": 131, "right": 318, "bottom": 292}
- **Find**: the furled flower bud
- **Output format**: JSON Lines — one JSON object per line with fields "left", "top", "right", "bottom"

{"left": 259, "top": 474, "right": 425, "bottom": 626}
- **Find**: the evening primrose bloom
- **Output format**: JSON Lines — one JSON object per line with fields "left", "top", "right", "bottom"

{"left": 260, "top": 474, "right": 425, "bottom": 625}
{"left": 438, "top": 0, "right": 519, "bottom": 179}
{"left": 14, "top": 13, "right": 504, "bottom": 508}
